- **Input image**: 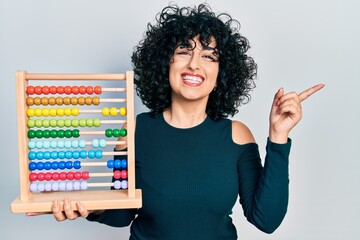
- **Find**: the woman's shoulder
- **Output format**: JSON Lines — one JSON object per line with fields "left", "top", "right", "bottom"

{"left": 231, "top": 120, "right": 256, "bottom": 145}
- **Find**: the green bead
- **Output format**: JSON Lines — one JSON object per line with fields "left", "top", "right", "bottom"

{"left": 49, "top": 119, "right": 57, "bottom": 127}
{"left": 105, "top": 129, "right": 113, "bottom": 137}
{"left": 72, "top": 129, "right": 80, "bottom": 138}
{"left": 42, "top": 119, "right": 50, "bottom": 128}
{"left": 57, "top": 119, "right": 65, "bottom": 127}
{"left": 35, "top": 119, "right": 43, "bottom": 128}
{"left": 86, "top": 119, "right": 94, "bottom": 127}
{"left": 27, "top": 120, "right": 35, "bottom": 128}
{"left": 64, "top": 130, "right": 72, "bottom": 138}
{"left": 79, "top": 119, "right": 86, "bottom": 127}
{"left": 119, "top": 128, "right": 127, "bottom": 137}
{"left": 72, "top": 119, "right": 79, "bottom": 127}
{"left": 57, "top": 130, "right": 65, "bottom": 138}
{"left": 35, "top": 130, "right": 43, "bottom": 139}
{"left": 64, "top": 119, "right": 72, "bottom": 127}
{"left": 93, "top": 118, "right": 101, "bottom": 127}
{"left": 27, "top": 130, "right": 36, "bottom": 139}
{"left": 50, "top": 129, "right": 58, "bottom": 138}
{"left": 43, "top": 130, "right": 50, "bottom": 138}
{"left": 113, "top": 129, "right": 120, "bottom": 137}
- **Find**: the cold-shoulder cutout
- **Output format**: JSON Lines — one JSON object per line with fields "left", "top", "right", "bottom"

{"left": 231, "top": 120, "right": 256, "bottom": 145}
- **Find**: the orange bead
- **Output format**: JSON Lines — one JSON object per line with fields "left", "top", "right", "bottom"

{"left": 63, "top": 97, "right": 71, "bottom": 105}
{"left": 71, "top": 97, "right": 78, "bottom": 105}
{"left": 56, "top": 97, "right": 63, "bottom": 105}
{"left": 92, "top": 97, "right": 100, "bottom": 105}
{"left": 41, "top": 97, "right": 49, "bottom": 106}
{"left": 26, "top": 97, "right": 34, "bottom": 106}
{"left": 85, "top": 97, "right": 92, "bottom": 105}
{"left": 78, "top": 97, "right": 85, "bottom": 105}
{"left": 34, "top": 97, "right": 42, "bottom": 105}
{"left": 48, "top": 97, "right": 56, "bottom": 106}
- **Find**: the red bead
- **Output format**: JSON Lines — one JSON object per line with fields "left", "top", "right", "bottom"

{"left": 67, "top": 172, "right": 74, "bottom": 180}
{"left": 29, "top": 173, "right": 37, "bottom": 181}
{"left": 26, "top": 86, "right": 35, "bottom": 95}
{"left": 71, "top": 86, "right": 79, "bottom": 94}
{"left": 57, "top": 86, "right": 64, "bottom": 94}
{"left": 59, "top": 172, "right": 67, "bottom": 180}
{"left": 113, "top": 170, "right": 121, "bottom": 179}
{"left": 44, "top": 173, "right": 52, "bottom": 181}
{"left": 79, "top": 86, "right": 86, "bottom": 94}
{"left": 64, "top": 86, "right": 72, "bottom": 95}
{"left": 86, "top": 86, "right": 94, "bottom": 94}
{"left": 42, "top": 86, "right": 50, "bottom": 95}
{"left": 94, "top": 86, "right": 102, "bottom": 94}
{"left": 34, "top": 86, "right": 42, "bottom": 95}
{"left": 121, "top": 170, "right": 128, "bottom": 179}
{"left": 82, "top": 171, "right": 89, "bottom": 180}
{"left": 37, "top": 173, "right": 45, "bottom": 181}
{"left": 49, "top": 86, "right": 57, "bottom": 94}
{"left": 52, "top": 172, "right": 59, "bottom": 181}
{"left": 74, "top": 171, "right": 82, "bottom": 180}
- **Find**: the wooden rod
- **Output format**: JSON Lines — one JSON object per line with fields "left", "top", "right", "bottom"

{"left": 25, "top": 73, "right": 126, "bottom": 80}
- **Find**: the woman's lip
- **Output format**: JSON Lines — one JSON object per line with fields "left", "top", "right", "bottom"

{"left": 181, "top": 72, "right": 205, "bottom": 80}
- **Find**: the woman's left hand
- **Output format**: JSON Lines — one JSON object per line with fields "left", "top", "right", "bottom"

{"left": 269, "top": 84, "right": 325, "bottom": 143}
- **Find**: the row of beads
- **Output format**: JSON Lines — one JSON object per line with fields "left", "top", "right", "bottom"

{"left": 26, "top": 96, "right": 101, "bottom": 106}
{"left": 26, "top": 86, "right": 102, "bottom": 95}
{"left": 105, "top": 128, "right": 127, "bottom": 137}
{"left": 27, "top": 118, "right": 102, "bottom": 128}
{"left": 26, "top": 107, "right": 126, "bottom": 117}
{"left": 28, "top": 149, "right": 103, "bottom": 160}
{"left": 28, "top": 139, "right": 107, "bottom": 149}
{"left": 28, "top": 159, "right": 127, "bottom": 171}
{"left": 28, "top": 129, "right": 79, "bottom": 139}
{"left": 29, "top": 180, "right": 128, "bottom": 192}
{"left": 29, "top": 170, "right": 128, "bottom": 181}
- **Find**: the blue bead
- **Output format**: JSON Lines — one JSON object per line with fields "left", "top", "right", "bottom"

{"left": 64, "top": 141, "right": 72, "bottom": 148}
{"left": 51, "top": 161, "right": 59, "bottom": 170}
{"left": 65, "top": 161, "right": 73, "bottom": 169}
{"left": 43, "top": 151, "right": 51, "bottom": 160}
{"left": 35, "top": 141, "right": 43, "bottom": 149}
{"left": 114, "top": 160, "right": 121, "bottom": 168}
{"left": 57, "top": 140, "right": 65, "bottom": 148}
{"left": 36, "top": 162, "right": 44, "bottom": 170}
{"left": 58, "top": 151, "right": 65, "bottom": 159}
{"left": 58, "top": 161, "right": 66, "bottom": 170}
{"left": 99, "top": 139, "right": 106, "bottom": 148}
{"left": 71, "top": 140, "right": 79, "bottom": 148}
{"left": 107, "top": 160, "right": 114, "bottom": 168}
{"left": 28, "top": 141, "right": 36, "bottom": 149}
{"left": 65, "top": 150, "right": 73, "bottom": 159}
{"left": 43, "top": 141, "right": 50, "bottom": 149}
{"left": 72, "top": 150, "right": 80, "bottom": 159}
{"left": 73, "top": 161, "right": 81, "bottom": 169}
{"left": 50, "top": 140, "right": 57, "bottom": 149}
{"left": 121, "top": 159, "right": 127, "bottom": 169}
{"left": 88, "top": 150, "right": 95, "bottom": 159}
{"left": 29, "top": 162, "right": 37, "bottom": 170}
{"left": 28, "top": 152, "right": 36, "bottom": 160}
{"left": 36, "top": 151, "right": 44, "bottom": 160}
{"left": 51, "top": 151, "right": 58, "bottom": 159}
{"left": 44, "top": 162, "right": 52, "bottom": 170}
{"left": 78, "top": 140, "right": 86, "bottom": 148}
{"left": 92, "top": 139, "right": 99, "bottom": 148}
{"left": 80, "top": 150, "right": 87, "bottom": 159}
{"left": 95, "top": 150, "right": 102, "bottom": 159}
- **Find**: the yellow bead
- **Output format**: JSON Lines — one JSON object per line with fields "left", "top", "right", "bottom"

{"left": 57, "top": 108, "right": 65, "bottom": 116}
{"left": 42, "top": 108, "right": 50, "bottom": 117}
{"left": 49, "top": 108, "right": 57, "bottom": 117}
{"left": 27, "top": 108, "right": 35, "bottom": 117}
{"left": 35, "top": 108, "right": 42, "bottom": 117}
{"left": 64, "top": 108, "right": 72, "bottom": 116}
{"left": 110, "top": 107, "right": 118, "bottom": 116}
{"left": 71, "top": 108, "right": 79, "bottom": 116}
{"left": 120, "top": 107, "right": 127, "bottom": 116}
{"left": 102, "top": 107, "right": 110, "bottom": 116}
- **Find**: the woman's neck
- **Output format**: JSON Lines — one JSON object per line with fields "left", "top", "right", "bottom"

{"left": 163, "top": 102, "right": 207, "bottom": 128}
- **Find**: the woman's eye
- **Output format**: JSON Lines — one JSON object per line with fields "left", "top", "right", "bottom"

{"left": 202, "top": 54, "right": 218, "bottom": 62}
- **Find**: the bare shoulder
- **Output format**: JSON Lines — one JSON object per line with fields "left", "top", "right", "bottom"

{"left": 231, "top": 120, "right": 256, "bottom": 145}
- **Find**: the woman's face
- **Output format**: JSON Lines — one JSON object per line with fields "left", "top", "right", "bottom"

{"left": 169, "top": 36, "right": 219, "bottom": 104}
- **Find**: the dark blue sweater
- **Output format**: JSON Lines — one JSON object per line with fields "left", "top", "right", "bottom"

{"left": 87, "top": 112, "right": 291, "bottom": 239}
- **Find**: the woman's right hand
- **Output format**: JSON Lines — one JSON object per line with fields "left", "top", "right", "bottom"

{"left": 26, "top": 198, "right": 100, "bottom": 221}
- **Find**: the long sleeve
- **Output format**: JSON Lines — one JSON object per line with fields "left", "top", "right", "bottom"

{"left": 238, "top": 138, "right": 291, "bottom": 233}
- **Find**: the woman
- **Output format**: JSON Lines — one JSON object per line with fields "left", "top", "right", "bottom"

{"left": 29, "top": 3, "right": 324, "bottom": 239}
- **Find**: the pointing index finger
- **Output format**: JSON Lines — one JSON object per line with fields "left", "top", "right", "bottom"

{"left": 298, "top": 84, "right": 325, "bottom": 102}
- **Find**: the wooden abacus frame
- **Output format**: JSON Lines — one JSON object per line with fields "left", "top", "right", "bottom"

{"left": 11, "top": 71, "right": 142, "bottom": 213}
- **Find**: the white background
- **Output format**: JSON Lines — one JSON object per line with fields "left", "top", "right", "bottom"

{"left": 1, "top": 0, "right": 359, "bottom": 239}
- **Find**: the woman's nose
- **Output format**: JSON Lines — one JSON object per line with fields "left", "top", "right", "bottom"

{"left": 187, "top": 54, "right": 200, "bottom": 70}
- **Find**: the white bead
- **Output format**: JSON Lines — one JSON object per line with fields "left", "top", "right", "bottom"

{"left": 73, "top": 181, "right": 80, "bottom": 190}
{"left": 35, "top": 141, "right": 43, "bottom": 149}
{"left": 114, "top": 180, "right": 121, "bottom": 189}
{"left": 28, "top": 141, "right": 36, "bottom": 149}
{"left": 59, "top": 182, "right": 66, "bottom": 191}
{"left": 121, "top": 180, "right": 128, "bottom": 189}
{"left": 66, "top": 182, "right": 73, "bottom": 191}
{"left": 44, "top": 182, "right": 52, "bottom": 191}
{"left": 37, "top": 183, "right": 45, "bottom": 192}
{"left": 50, "top": 140, "right": 57, "bottom": 149}
{"left": 80, "top": 181, "right": 88, "bottom": 190}
{"left": 29, "top": 183, "right": 38, "bottom": 192}
{"left": 64, "top": 141, "right": 72, "bottom": 148}
{"left": 79, "top": 140, "right": 86, "bottom": 148}
{"left": 52, "top": 182, "right": 59, "bottom": 191}
{"left": 43, "top": 141, "right": 50, "bottom": 149}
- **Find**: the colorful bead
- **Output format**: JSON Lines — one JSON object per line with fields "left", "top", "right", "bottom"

{"left": 72, "top": 108, "right": 79, "bottom": 116}
{"left": 26, "top": 86, "right": 35, "bottom": 95}
{"left": 64, "top": 108, "right": 72, "bottom": 116}
{"left": 49, "top": 86, "right": 57, "bottom": 94}
{"left": 102, "top": 107, "right": 110, "bottom": 116}
{"left": 26, "top": 97, "right": 34, "bottom": 106}
{"left": 94, "top": 86, "right": 102, "bottom": 94}
{"left": 27, "top": 108, "right": 35, "bottom": 117}
{"left": 63, "top": 97, "right": 71, "bottom": 105}
{"left": 93, "top": 118, "right": 101, "bottom": 127}
{"left": 85, "top": 97, "right": 92, "bottom": 105}
{"left": 93, "top": 97, "right": 100, "bottom": 105}
{"left": 99, "top": 139, "right": 106, "bottom": 148}
{"left": 120, "top": 107, "right": 127, "bottom": 116}
{"left": 110, "top": 107, "right": 118, "bottom": 116}
{"left": 92, "top": 139, "right": 99, "bottom": 148}
{"left": 105, "top": 129, "right": 113, "bottom": 137}
{"left": 78, "top": 140, "right": 86, "bottom": 148}
{"left": 79, "top": 86, "right": 86, "bottom": 94}
{"left": 64, "top": 86, "right": 72, "bottom": 95}
{"left": 120, "top": 128, "right": 127, "bottom": 137}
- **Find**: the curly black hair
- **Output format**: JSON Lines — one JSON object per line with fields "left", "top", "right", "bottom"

{"left": 131, "top": 3, "right": 257, "bottom": 120}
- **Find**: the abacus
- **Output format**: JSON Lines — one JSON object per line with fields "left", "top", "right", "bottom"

{"left": 11, "top": 71, "right": 142, "bottom": 213}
